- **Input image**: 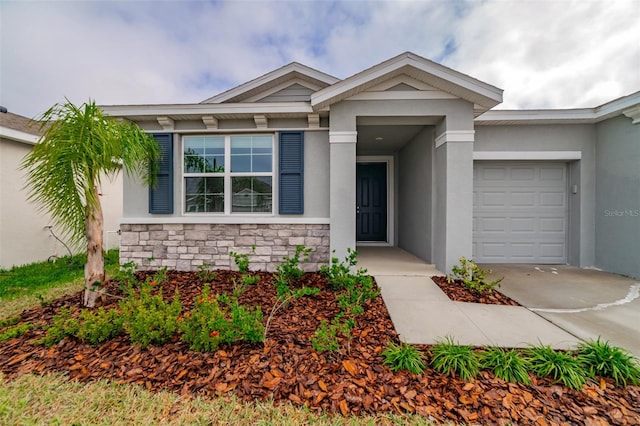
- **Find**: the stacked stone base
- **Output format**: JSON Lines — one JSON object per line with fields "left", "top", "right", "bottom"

{"left": 119, "top": 223, "right": 330, "bottom": 272}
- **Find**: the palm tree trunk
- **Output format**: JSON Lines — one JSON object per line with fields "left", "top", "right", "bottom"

{"left": 84, "top": 187, "right": 105, "bottom": 307}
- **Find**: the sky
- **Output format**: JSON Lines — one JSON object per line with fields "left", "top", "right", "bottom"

{"left": 1, "top": 0, "right": 639, "bottom": 118}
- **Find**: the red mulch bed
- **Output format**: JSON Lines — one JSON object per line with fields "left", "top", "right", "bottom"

{"left": 1, "top": 271, "right": 639, "bottom": 425}
{"left": 431, "top": 276, "right": 521, "bottom": 306}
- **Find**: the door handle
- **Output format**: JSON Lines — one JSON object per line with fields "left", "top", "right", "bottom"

{"left": 356, "top": 205, "right": 360, "bottom": 214}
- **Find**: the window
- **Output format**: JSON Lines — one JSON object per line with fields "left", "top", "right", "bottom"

{"left": 183, "top": 135, "right": 273, "bottom": 214}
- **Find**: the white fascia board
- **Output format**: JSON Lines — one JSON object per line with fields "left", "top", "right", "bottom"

{"left": 0, "top": 126, "right": 39, "bottom": 145}
{"left": 100, "top": 102, "right": 314, "bottom": 118}
{"left": 311, "top": 52, "right": 503, "bottom": 109}
{"left": 121, "top": 217, "right": 330, "bottom": 225}
{"left": 473, "top": 151, "right": 582, "bottom": 161}
{"left": 202, "top": 63, "right": 340, "bottom": 104}
{"left": 243, "top": 77, "right": 325, "bottom": 103}
{"left": 476, "top": 91, "right": 640, "bottom": 124}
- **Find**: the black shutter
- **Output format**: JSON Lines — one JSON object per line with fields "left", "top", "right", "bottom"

{"left": 149, "top": 133, "right": 174, "bottom": 214}
{"left": 279, "top": 131, "right": 304, "bottom": 214}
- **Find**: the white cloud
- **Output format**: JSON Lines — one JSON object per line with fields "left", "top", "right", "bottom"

{"left": 1, "top": 0, "right": 638, "bottom": 117}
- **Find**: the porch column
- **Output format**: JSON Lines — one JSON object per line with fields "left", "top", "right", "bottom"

{"left": 329, "top": 131, "right": 357, "bottom": 260}
{"left": 433, "top": 130, "right": 475, "bottom": 273}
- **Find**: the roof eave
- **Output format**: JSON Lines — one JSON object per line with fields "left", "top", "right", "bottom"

{"left": 475, "top": 91, "right": 640, "bottom": 125}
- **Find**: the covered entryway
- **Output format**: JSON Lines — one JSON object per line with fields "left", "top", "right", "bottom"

{"left": 356, "top": 163, "right": 387, "bottom": 241}
{"left": 473, "top": 161, "right": 568, "bottom": 263}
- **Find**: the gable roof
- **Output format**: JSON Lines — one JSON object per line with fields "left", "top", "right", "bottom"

{"left": 0, "top": 111, "right": 41, "bottom": 145}
{"left": 310, "top": 52, "right": 503, "bottom": 114}
{"left": 201, "top": 62, "right": 340, "bottom": 104}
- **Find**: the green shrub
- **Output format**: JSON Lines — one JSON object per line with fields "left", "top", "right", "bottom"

{"left": 481, "top": 347, "right": 531, "bottom": 384}
{"left": 119, "top": 283, "right": 182, "bottom": 349}
{"left": 447, "top": 257, "right": 503, "bottom": 294}
{"left": 114, "top": 261, "right": 138, "bottom": 290}
{"left": 241, "top": 274, "right": 260, "bottom": 286}
{"left": 180, "top": 286, "right": 264, "bottom": 352}
{"left": 76, "top": 308, "right": 124, "bottom": 346}
{"left": 180, "top": 286, "right": 227, "bottom": 352}
{"left": 150, "top": 267, "right": 169, "bottom": 286}
{"left": 274, "top": 245, "right": 311, "bottom": 291}
{"left": 320, "top": 248, "right": 361, "bottom": 290}
{"left": 578, "top": 338, "right": 640, "bottom": 387}
{"left": 196, "top": 263, "right": 217, "bottom": 283}
{"left": 430, "top": 336, "right": 480, "bottom": 380}
{"left": 230, "top": 247, "right": 254, "bottom": 274}
{"left": 382, "top": 341, "right": 426, "bottom": 375}
{"left": 0, "top": 323, "right": 33, "bottom": 342}
{"left": 310, "top": 320, "right": 340, "bottom": 353}
{"left": 526, "top": 344, "right": 586, "bottom": 390}
{"left": 0, "top": 316, "right": 20, "bottom": 329}
{"left": 37, "top": 307, "right": 80, "bottom": 347}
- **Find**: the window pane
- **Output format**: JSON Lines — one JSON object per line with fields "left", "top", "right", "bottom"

{"left": 184, "top": 136, "right": 224, "bottom": 173}
{"left": 252, "top": 154, "right": 272, "bottom": 172}
{"left": 230, "top": 136, "right": 272, "bottom": 172}
{"left": 185, "top": 177, "right": 224, "bottom": 213}
{"left": 231, "top": 177, "right": 272, "bottom": 213}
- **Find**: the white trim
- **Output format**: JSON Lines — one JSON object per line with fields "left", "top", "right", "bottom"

{"left": 329, "top": 131, "right": 357, "bottom": 144}
{"left": 434, "top": 130, "right": 475, "bottom": 148}
{"left": 348, "top": 91, "right": 457, "bottom": 101}
{"left": 367, "top": 74, "right": 438, "bottom": 91}
{"left": 475, "top": 91, "right": 640, "bottom": 125}
{"left": 162, "top": 127, "right": 329, "bottom": 135}
{"left": 157, "top": 116, "right": 174, "bottom": 130}
{"left": 356, "top": 156, "right": 395, "bottom": 246}
{"left": 473, "top": 151, "right": 582, "bottom": 161}
{"left": 623, "top": 105, "right": 640, "bottom": 124}
{"left": 100, "top": 102, "right": 314, "bottom": 118}
{"left": 311, "top": 52, "right": 503, "bottom": 110}
{"left": 121, "top": 217, "right": 330, "bottom": 225}
{"left": 0, "top": 126, "right": 39, "bottom": 145}
{"left": 181, "top": 134, "right": 275, "bottom": 216}
{"left": 202, "top": 63, "right": 339, "bottom": 104}
{"left": 243, "top": 78, "right": 324, "bottom": 102}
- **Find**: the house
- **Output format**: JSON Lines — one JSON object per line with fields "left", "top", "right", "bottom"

{"left": 102, "top": 52, "right": 640, "bottom": 279}
{"left": 0, "top": 109, "right": 123, "bottom": 269}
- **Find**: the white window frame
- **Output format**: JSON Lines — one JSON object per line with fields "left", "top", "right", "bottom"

{"left": 182, "top": 134, "right": 275, "bottom": 216}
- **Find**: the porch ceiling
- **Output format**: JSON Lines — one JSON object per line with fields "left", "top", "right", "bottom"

{"left": 356, "top": 124, "right": 427, "bottom": 154}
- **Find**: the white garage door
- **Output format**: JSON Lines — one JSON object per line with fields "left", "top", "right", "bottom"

{"left": 473, "top": 161, "right": 568, "bottom": 263}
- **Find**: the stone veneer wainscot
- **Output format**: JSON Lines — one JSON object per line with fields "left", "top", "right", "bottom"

{"left": 119, "top": 223, "right": 330, "bottom": 271}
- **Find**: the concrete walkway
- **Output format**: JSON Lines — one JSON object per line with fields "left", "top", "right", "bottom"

{"left": 357, "top": 247, "right": 580, "bottom": 349}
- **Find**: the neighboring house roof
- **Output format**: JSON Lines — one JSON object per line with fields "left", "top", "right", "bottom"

{"left": 0, "top": 110, "right": 41, "bottom": 145}
{"left": 310, "top": 52, "right": 503, "bottom": 114}
{"left": 201, "top": 62, "right": 340, "bottom": 104}
{"left": 475, "top": 91, "right": 640, "bottom": 125}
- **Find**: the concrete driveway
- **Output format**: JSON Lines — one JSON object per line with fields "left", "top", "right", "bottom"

{"left": 482, "top": 264, "right": 640, "bottom": 358}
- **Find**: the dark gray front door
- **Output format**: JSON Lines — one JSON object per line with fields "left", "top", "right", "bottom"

{"left": 356, "top": 163, "right": 387, "bottom": 241}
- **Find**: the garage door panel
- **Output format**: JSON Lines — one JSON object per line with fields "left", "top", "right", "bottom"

{"left": 511, "top": 192, "right": 535, "bottom": 206}
{"left": 540, "top": 192, "right": 565, "bottom": 207}
{"left": 473, "top": 161, "right": 567, "bottom": 264}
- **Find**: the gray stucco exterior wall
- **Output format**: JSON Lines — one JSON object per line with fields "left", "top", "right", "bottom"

{"left": 123, "top": 130, "right": 330, "bottom": 220}
{"left": 595, "top": 115, "right": 640, "bottom": 279}
{"left": 474, "top": 124, "right": 597, "bottom": 268}
{"left": 398, "top": 126, "right": 433, "bottom": 261}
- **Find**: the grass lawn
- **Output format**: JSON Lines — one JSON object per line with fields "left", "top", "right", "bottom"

{"left": 0, "top": 250, "right": 119, "bottom": 319}
{"left": 0, "top": 253, "right": 438, "bottom": 425}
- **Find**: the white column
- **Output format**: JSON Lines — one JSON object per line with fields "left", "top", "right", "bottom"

{"left": 329, "top": 131, "right": 357, "bottom": 260}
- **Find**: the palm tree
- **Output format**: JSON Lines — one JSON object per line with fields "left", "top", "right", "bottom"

{"left": 21, "top": 99, "right": 160, "bottom": 307}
